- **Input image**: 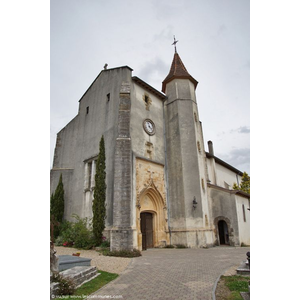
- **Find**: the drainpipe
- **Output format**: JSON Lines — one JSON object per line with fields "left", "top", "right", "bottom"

{"left": 163, "top": 97, "right": 172, "bottom": 245}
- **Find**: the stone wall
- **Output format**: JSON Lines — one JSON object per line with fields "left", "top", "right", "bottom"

{"left": 164, "top": 79, "right": 204, "bottom": 229}
{"left": 111, "top": 82, "right": 134, "bottom": 250}
{"left": 50, "top": 67, "right": 132, "bottom": 226}
{"left": 208, "top": 185, "right": 240, "bottom": 246}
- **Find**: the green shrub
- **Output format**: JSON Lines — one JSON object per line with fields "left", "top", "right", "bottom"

{"left": 72, "top": 215, "right": 95, "bottom": 249}
{"left": 59, "top": 220, "right": 74, "bottom": 244}
{"left": 175, "top": 244, "right": 188, "bottom": 248}
{"left": 52, "top": 273, "right": 76, "bottom": 296}
{"left": 55, "top": 236, "right": 64, "bottom": 246}
{"left": 57, "top": 215, "right": 96, "bottom": 249}
{"left": 164, "top": 244, "right": 175, "bottom": 248}
{"left": 98, "top": 248, "right": 110, "bottom": 256}
{"left": 100, "top": 240, "right": 110, "bottom": 248}
{"left": 103, "top": 249, "right": 141, "bottom": 258}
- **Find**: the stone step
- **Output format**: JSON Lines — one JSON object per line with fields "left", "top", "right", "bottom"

{"left": 240, "top": 291, "right": 250, "bottom": 300}
{"left": 60, "top": 266, "right": 98, "bottom": 287}
{"left": 236, "top": 261, "right": 250, "bottom": 275}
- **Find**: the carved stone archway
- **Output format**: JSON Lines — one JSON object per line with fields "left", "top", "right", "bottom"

{"left": 136, "top": 180, "right": 169, "bottom": 250}
{"left": 135, "top": 158, "right": 169, "bottom": 250}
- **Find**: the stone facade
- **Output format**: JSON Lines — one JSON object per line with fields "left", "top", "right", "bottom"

{"left": 51, "top": 52, "right": 250, "bottom": 250}
{"left": 135, "top": 158, "right": 169, "bottom": 250}
{"left": 110, "top": 82, "right": 134, "bottom": 250}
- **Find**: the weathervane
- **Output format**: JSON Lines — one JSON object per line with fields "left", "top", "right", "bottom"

{"left": 172, "top": 35, "right": 179, "bottom": 53}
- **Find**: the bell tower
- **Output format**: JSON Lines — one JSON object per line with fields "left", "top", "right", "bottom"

{"left": 163, "top": 43, "right": 212, "bottom": 246}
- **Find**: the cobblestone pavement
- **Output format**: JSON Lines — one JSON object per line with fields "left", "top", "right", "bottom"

{"left": 92, "top": 246, "right": 249, "bottom": 300}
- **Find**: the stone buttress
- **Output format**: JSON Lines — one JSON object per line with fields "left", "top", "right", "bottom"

{"left": 110, "top": 82, "right": 134, "bottom": 250}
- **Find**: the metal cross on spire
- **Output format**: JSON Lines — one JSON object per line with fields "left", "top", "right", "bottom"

{"left": 172, "top": 35, "right": 179, "bottom": 53}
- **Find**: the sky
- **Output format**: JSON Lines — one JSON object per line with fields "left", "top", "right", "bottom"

{"left": 50, "top": 0, "right": 250, "bottom": 174}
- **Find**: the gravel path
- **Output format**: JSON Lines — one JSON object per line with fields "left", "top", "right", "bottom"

{"left": 55, "top": 246, "right": 132, "bottom": 274}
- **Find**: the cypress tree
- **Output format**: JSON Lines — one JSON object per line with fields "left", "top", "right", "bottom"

{"left": 53, "top": 174, "right": 65, "bottom": 222}
{"left": 50, "top": 193, "right": 55, "bottom": 217}
{"left": 50, "top": 174, "right": 65, "bottom": 239}
{"left": 92, "top": 136, "right": 106, "bottom": 245}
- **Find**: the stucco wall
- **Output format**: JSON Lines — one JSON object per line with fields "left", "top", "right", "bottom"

{"left": 209, "top": 186, "right": 240, "bottom": 246}
{"left": 130, "top": 82, "right": 165, "bottom": 164}
{"left": 165, "top": 79, "right": 204, "bottom": 230}
{"left": 235, "top": 195, "right": 250, "bottom": 245}
{"left": 206, "top": 158, "right": 242, "bottom": 189}
{"left": 51, "top": 67, "right": 132, "bottom": 225}
{"left": 215, "top": 162, "right": 242, "bottom": 188}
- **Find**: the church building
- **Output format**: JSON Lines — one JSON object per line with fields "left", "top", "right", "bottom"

{"left": 50, "top": 47, "right": 250, "bottom": 251}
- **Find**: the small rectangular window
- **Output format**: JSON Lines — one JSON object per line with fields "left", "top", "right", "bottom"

{"left": 144, "top": 95, "right": 149, "bottom": 104}
{"left": 107, "top": 93, "right": 110, "bottom": 102}
{"left": 86, "top": 106, "right": 89, "bottom": 114}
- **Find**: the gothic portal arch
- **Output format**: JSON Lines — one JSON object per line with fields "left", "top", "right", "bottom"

{"left": 136, "top": 183, "right": 169, "bottom": 250}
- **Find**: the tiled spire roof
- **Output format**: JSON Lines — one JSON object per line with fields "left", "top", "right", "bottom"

{"left": 162, "top": 52, "right": 198, "bottom": 93}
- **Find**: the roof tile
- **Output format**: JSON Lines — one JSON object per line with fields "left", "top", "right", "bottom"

{"left": 162, "top": 53, "right": 198, "bottom": 93}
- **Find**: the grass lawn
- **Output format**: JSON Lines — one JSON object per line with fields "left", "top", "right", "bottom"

{"left": 216, "top": 275, "right": 250, "bottom": 300}
{"left": 60, "top": 270, "right": 118, "bottom": 299}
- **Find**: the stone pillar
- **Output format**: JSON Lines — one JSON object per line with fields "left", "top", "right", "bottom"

{"left": 208, "top": 141, "right": 217, "bottom": 185}
{"left": 110, "top": 82, "right": 134, "bottom": 251}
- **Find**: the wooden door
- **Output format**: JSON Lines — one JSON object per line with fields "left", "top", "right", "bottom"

{"left": 140, "top": 212, "right": 153, "bottom": 250}
{"left": 218, "top": 220, "right": 229, "bottom": 245}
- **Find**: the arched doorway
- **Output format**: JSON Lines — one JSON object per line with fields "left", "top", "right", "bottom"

{"left": 140, "top": 212, "right": 154, "bottom": 250}
{"left": 218, "top": 220, "right": 230, "bottom": 245}
{"left": 136, "top": 182, "right": 169, "bottom": 250}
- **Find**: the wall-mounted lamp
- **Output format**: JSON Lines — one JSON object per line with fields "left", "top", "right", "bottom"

{"left": 192, "top": 196, "right": 197, "bottom": 209}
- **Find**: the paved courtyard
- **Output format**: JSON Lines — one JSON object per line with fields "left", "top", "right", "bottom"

{"left": 92, "top": 246, "right": 249, "bottom": 300}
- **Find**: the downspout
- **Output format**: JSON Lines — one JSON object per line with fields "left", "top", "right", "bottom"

{"left": 163, "top": 97, "right": 172, "bottom": 245}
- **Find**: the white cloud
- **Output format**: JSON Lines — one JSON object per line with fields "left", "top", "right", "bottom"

{"left": 220, "top": 148, "right": 250, "bottom": 174}
{"left": 230, "top": 126, "right": 250, "bottom": 134}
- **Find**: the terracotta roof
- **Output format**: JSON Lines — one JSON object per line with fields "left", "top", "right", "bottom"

{"left": 132, "top": 76, "right": 167, "bottom": 100}
{"left": 205, "top": 152, "right": 243, "bottom": 176}
{"left": 207, "top": 183, "right": 250, "bottom": 199}
{"left": 162, "top": 52, "right": 198, "bottom": 93}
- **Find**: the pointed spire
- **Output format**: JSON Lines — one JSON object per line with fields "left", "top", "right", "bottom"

{"left": 162, "top": 52, "right": 198, "bottom": 93}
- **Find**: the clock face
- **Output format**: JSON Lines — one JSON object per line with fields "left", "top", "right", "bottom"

{"left": 143, "top": 119, "right": 155, "bottom": 135}
{"left": 146, "top": 121, "right": 153, "bottom": 132}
